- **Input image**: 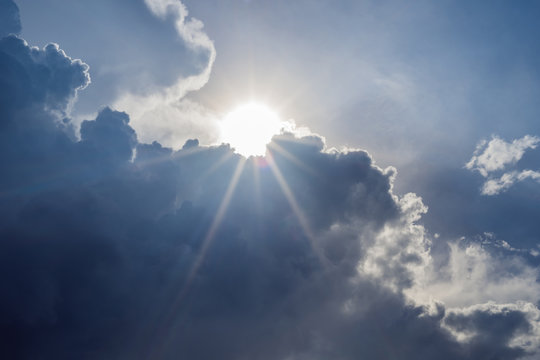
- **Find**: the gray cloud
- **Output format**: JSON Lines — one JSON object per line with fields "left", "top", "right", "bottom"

{"left": 0, "top": 6, "right": 539, "bottom": 360}
{"left": 444, "top": 302, "right": 540, "bottom": 359}
{"left": 0, "top": 35, "right": 89, "bottom": 117}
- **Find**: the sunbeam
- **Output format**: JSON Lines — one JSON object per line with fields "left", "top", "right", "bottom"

{"left": 183, "top": 157, "right": 246, "bottom": 291}
{"left": 153, "top": 157, "right": 246, "bottom": 358}
{"left": 267, "top": 140, "right": 319, "bottom": 177}
{"left": 6, "top": 1, "right": 540, "bottom": 358}
{"left": 266, "top": 151, "right": 328, "bottom": 266}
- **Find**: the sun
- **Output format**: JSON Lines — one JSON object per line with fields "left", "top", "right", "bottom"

{"left": 219, "top": 103, "right": 284, "bottom": 157}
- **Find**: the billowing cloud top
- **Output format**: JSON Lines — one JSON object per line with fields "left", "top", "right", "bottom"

{"left": 1, "top": 2, "right": 540, "bottom": 360}
{"left": 0, "top": 36, "right": 90, "bottom": 116}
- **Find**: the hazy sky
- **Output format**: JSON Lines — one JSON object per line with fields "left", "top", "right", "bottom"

{"left": 2, "top": 0, "right": 540, "bottom": 358}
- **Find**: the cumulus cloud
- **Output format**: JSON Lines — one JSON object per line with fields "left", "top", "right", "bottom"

{"left": 0, "top": 36, "right": 90, "bottom": 117}
{"left": 1, "top": 7, "right": 540, "bottom": 360}
{"left": 481, "top": 169, "right": 540, "bottom": 195}
{"left": 466, "top": 135, "right": 540, "bottom": 195}
{"left": 466, "top": 135, "right": 539, "bottom": 177}
{"left": 361, "top": 192, "right": 431, "bottom": 291}
{"left": 113, "top": 0, "right": 218, "bottom": 148}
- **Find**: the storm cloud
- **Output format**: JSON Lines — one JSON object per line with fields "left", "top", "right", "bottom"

{"left": 1, "top": 2, "right": 539, "bottom": 360}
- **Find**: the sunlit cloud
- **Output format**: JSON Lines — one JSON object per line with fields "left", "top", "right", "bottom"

{"left": 466, "top": 135, "right": 540, "bottom": 177}
{"left": 466, "top": 135, "right": 540, "bottom": 195}
{"left": 113, "top": 0, "right": 217, "bottom": 148}
{"left": 3, "top": 1, "right": 540, "bottom": 359}
{"left": 481, "top": 169, "right": 540, "bottom": 195}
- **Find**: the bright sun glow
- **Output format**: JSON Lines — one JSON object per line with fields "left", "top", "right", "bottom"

{"left": 219, "top": 103, "right": 284, "bottom": 157}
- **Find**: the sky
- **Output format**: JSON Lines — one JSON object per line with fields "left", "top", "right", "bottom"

{"left": 1, "top": 0, "right": 540, "bottom": 359}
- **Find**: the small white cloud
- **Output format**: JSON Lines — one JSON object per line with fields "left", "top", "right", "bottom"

{"left": 466, "top": 135, "right": 539, "bottom": 177}
{"left": 481, "top": 169, "right": 540, "bottom": 195}
{"left": 466, "top": 135, "right": 540, "bottom": 195}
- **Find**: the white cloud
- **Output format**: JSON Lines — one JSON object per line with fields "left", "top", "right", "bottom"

{"left": 466, "top": 135, "right": 540, "bottom": 195}
{"left": 410, "top": 241, "right": 540, "bottom": 308}
{"left": 466, "top": 135, "right": 539, "bottom": 177}
{"left": 357, "top": 190, "right": 540, "bottom": 311}
{"left": 358, "top": 188, "right": 540, "bottom": 354}
{"left": 481, "top": 169, "right": 540, "bottom": 195}
{"left": 113, "top": 0, "right": 217, "bottom": 148}
{"left": 354, "top": 187, "right": 540, "bottom": 353}
{"left": 360, "top": 192, "right": 431, "bottom": 291}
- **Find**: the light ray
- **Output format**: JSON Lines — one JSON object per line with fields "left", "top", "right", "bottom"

{"left": 134, "top": 142, "right": 216, "bottom": 171}
{"left": 252, "top": 157, "right": 263, "bottom": 216}
{"left": 266, "top": 151, "right": 328, "bottom": 266}
{"left": 182, "top": 157, "right": 246, "bottom": 294}
{"left": 198, "top": 149, "right": 235, "bottom": 180}
{"left": 267, "top": 141, "right": 319, "bottom": 177}
{"left": 153, "top": 157, "right": 246, "bottom": 358}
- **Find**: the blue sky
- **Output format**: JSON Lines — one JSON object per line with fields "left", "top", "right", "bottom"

{"left": 2, "top": 0, "right": 540, "bottom": 358}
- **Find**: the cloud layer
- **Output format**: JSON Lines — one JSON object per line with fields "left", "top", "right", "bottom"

{"left": 1, "top": 2, "right": 539, "bottom": 359}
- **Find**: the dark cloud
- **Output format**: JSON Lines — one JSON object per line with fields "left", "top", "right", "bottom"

{"left": 0, "top": 12, "right": 539, "bottom": 360}
{"left": 0, "top": 0, "right": 21, "bottom": 38}
{"left": 445, "top": 304, "right": 534, "bottom": 360}
{"left": 0, "top": 35, "right": 89, "bottom": 118}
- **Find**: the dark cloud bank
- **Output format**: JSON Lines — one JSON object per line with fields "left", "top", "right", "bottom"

{"left": 1, "top": 2, "right": 539, "bottom": 359}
